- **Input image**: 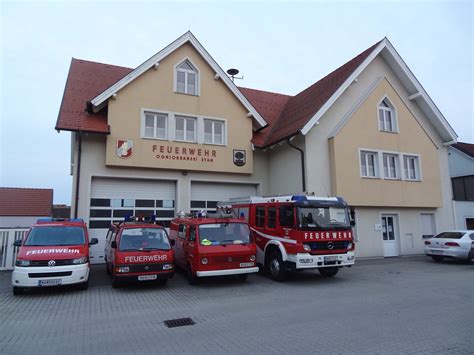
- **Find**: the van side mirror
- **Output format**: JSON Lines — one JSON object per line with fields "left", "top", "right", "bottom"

{"left": 13, "top": 239, "right": 22, "bottom": 247}
{"left": 111, "top": 241, "right": 117, "bottom": 249}
{"left": 89, "top": 238, "right": 98, "bottom": 246}
{"left": 169, "top": 239, "right": 176, "bottom": 246}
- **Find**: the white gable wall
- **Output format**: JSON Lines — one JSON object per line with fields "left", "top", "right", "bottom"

{"left": 448, "top": 147, "right": 474, "bottom": 177}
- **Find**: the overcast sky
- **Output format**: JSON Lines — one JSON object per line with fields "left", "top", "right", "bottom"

{"left": 1, "top": 0, "right": 472, "bottom": 204}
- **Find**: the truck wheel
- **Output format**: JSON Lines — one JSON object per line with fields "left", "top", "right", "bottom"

{"left": 318, "top": 267, "right": 339, "bottom": 277}
{"left": 158, "top": 278, "right": 168, "bottom": 286}
{"left": 432, "top": 256, "right": 443, "bottom": 263}
{"left": 77, "top": 280, "right": 89, "bottom": 290}
{"left": 267, "top": 251, "right": 287, "bottom": 282}
{"left": 13, "top": 286, "right": 24, "bottom": 296}
{"left": 187, "top": 264, "right": 200, "bottom": 285}
{"left": 111, "top": 276, "right": 120, "bottom": 288}
{"left": 238, "top": 274, "right": 248, "bottom": 282}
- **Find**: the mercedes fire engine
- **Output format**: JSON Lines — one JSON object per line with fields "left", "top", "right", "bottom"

{"left": 218, "top": 195, "right": 355, "bottom": 281}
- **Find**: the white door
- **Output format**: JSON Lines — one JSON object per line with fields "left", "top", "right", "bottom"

{"left": 381, "top": 214, "right": 399, "bottom": 257}
{"left": 88, "top": 178, "right": 176, "bottom": 264}
{"left": 190, "top": 182, "right": 257, "bottom": 212}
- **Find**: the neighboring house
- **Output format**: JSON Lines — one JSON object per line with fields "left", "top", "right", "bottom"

{"left": 56, "top": 31, "right": 457, "bottom": 263}
{"left": 52, "top": 204, "right": 72, "bottom": 219}
{"left": 448, "top": 142, "right": 474, "bottom": 230}
{"left": 0, "top": 188, "right": 53, "bottom": 228}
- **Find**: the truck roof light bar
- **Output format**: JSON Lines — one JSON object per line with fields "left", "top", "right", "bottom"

{"left": 37, "top": 218, "right": 84, "bottom": 223}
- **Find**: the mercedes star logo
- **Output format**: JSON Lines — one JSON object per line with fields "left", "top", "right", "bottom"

{"left": 48, "top": 260, "right": 56, "bottom": 267}
{"left": 327, "top": 242, "right": 334, "bottom": 250}
{"left": 144, "top": 266, "right": 149, "bottom": 271}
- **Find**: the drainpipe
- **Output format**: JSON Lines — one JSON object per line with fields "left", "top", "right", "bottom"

{"left": 287, "top": 137, "right": 306, "bottom": 192}
{"left": 74, "top": 132, "right": 82, "bottom": 218}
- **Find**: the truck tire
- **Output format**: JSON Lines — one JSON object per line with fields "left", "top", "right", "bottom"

{"left": 318, "top": 267, "right": 339, "bottom": 277}
{"left": 13, "top": 286, "right": 24, "bottom": 296}
{"left": 111, "top": 276, "right": 120, "bottom": 288}
{"left": 187, "top": 264, "right": 200, "bottom": 285}
{"left": 432, "top": 256, "right": 443, "bottom": 263}
{"left": 267, "top": 251, "right": 287, "bottom": 282}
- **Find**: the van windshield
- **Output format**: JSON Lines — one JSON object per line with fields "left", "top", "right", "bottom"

{"left": 25, "top": 226, "right": 85, "bottom": 246}
{"left": 298, "top": 207, "right": 350, "bottom": 229}
{"left": 119, "top": 228, "right": 170, "bottom": 251}
{"left": 198, "top": 223, "right": 250, "bottom": 246}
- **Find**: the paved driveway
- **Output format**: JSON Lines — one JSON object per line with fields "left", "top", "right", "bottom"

{"left": 0, "top": 257, "right": 472, "bottom": 354}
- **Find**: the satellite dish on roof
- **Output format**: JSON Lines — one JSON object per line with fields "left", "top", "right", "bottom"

{"left": 226, "top": 68, "right": 243, "bottom": 82}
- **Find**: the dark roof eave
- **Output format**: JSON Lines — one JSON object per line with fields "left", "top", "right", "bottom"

{"left": 254, "top": 131, "right": 301, "bottom": 149}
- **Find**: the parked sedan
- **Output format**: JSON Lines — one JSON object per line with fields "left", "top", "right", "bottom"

{"left": 424, "top": 231, "right": 474, "bottom": 263}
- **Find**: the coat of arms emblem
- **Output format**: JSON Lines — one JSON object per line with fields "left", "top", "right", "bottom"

{"left": 233, "top": 149, "right": 246, "bottom": 167}
{"left": 116, "top": 139, "right": 133, "bottom": 158}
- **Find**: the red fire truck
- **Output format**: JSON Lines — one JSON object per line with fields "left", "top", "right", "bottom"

{"left": 169, "top": 212, "right": 258, "bottom": 284}
{"left": 218, "top": 195, "right": 355, "bottom": 281}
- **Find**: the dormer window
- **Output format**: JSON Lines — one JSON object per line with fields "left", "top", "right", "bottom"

{"left": 175, "top": 59, "right": 198, "bottom": 95}
{"left": 378, "top": 98, "right": 397, "bottom": 132}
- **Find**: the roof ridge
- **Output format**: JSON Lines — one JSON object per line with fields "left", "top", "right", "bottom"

{"left": 72, "top": 57, "right": 133, "bottom": 70}
{"left": 238, "top": 86, "right": 292, "bottom": 98}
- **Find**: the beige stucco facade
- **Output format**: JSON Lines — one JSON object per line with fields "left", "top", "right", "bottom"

{"left": 329, "top": 78, "right": 442, "bottom": 208}
{"left": 105, "top": 43, "right": 254, "bottom": 174}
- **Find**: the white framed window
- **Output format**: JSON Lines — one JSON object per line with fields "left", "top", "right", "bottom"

{"left": 143, "top": 112, "right": 167, "bottom": 140}
{"left": 175, "top": 59, "right": 198, "bottom": 95}
{"left": 378, "top": 98, "right": 397, "bottom": 132}
{"left": 204, "top": 119, "right": 225, "bottom": 145}
{"left": 360, "top": 151, "right": 379, "bottom": 178}
{"left": 403, "top": 155, "right": 421, "bottom": 181}
{"left": 175, "top": 115, "right": 196, "bottom": 142}
{"left": 383, "top": 153, "right": 400, "bottom": 179}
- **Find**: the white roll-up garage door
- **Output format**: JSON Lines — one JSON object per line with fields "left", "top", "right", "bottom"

{"left": 190, "top": 182, "right": 257, "bottom": 212}
{"left": 88, "top": 177, "right": 176, "bottom": 264}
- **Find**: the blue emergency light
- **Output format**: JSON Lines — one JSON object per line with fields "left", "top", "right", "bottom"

{"left": 37, "top": 218, "right": 84, "bottom": 223}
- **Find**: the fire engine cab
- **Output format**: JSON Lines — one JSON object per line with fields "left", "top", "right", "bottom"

{"left": 12, "top": 218, "right": 98, "bottom": 295}
{"left": 169, "top": 211, "right": 259, "bottom": 284}
{"left": 104, "top": 216, "right": 175, "bottom": 288}
{"left": 218, "top": 195, "right": 355, "bottom": 281}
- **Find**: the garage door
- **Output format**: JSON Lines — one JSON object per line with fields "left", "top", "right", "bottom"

{"left": 190, "top": 182, "right": 257, "bottom": 213}
{"left": 88, "top": 178, "right": 176, "bottom": 264}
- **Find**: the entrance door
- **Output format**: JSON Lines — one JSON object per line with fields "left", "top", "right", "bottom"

{"left": 381, "top": 215, "right": 399, "bottom": 257}
{"left": 466, "top": 218, "right": 474, "bottom": 230}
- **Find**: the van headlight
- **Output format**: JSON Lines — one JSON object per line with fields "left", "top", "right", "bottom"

{"left": 72, "top": 256, "right": 88, "bottom": 264}
{"left": 162, "top": 263, "right": 173, "bottom": 270}
{"left": 117, "top": 266, "right": 130, "bottom": 273}
{"left": 15, "top": 259, "right": 31, "bottom": 267}
{"left": 201, "top": 258, "right": 208, "bottom": 265}
{"left": 303, "top": 244, "right": 312, "bottom": 252}
{"left": 347, "top": 243, "right": 353, "bottom": 250}
{"left": 250, "top": 255, "right": 256, "bottom": 262}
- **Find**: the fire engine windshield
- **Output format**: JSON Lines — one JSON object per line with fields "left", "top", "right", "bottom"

{"left": 25, "top": 226, "right": 85, "bottom": 246}
{"left": 298, "top": 207, "right": 349, "bottom": 229}
{"left": 198, "top": 223, "right": 251, "bottom": 246}
{"left": 119, "top": 228, "right": 170, "bottom": 251}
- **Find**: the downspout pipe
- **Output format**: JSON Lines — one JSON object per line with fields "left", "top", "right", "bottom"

{"left": 287, "top": 137, "right": 306, "bottom": 192}
{"left": 74, "top": 132, "right": 82, "bottom": 218}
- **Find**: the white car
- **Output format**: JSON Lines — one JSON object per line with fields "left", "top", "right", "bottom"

{"left": 424, "top": 231, "right": 474, "bottom": 263}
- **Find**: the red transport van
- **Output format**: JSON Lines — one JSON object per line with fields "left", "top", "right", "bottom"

{"left": 169, "top": 212, "right": 258, "bottom": 284}
{"left": 12, "top": 218, "right": 98, "bottom": 295}
{"left": 104, "top": 216, "right": 175, "bottom": 288}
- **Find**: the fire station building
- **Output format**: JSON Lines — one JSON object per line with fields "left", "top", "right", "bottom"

{"left": 56, "top": 32, "right": 457, "bottom": 263}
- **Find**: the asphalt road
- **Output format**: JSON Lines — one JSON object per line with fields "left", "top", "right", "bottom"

{"left": 0, "top": 256, "right": 472, "bottom": 354}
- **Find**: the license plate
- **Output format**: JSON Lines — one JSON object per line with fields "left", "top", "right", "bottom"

{"left": 324, "top": 256, "right": 338, "bottom": 263}
{"left": 431, "top": 250, "right": 443, "bottom": 254}
{"left": 38, "top": 279, "right": 62, "bottom": 286}
{"left": 138, "top": 275, "right": 157, "bottom": 281}
{"left": 240, "top": 262, "right": 254, "bottom": 268}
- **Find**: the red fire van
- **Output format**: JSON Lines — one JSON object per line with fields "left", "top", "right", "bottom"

{"left": 12, "top": 218, "right": 98, "bottom": 295}
{"left": 104, "top": 216, "right": 175, "bottom": 288}
{"left": 169, "top": 212, "right": 258, "bottom": 284}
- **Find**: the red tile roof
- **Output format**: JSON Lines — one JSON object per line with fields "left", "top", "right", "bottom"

{"left": 452, "top": 142, "right": 474, "bottom": 158}
{"left": 0, "top": 188, "right": 53, "bottom": 217}
{"left": 241, "top": 40, "right": 382, "bottom": 147}
{"left": 56, "top": 40, "right": 381, "bottom": 147}
{"left": 55, "top": 58, "right": 132, "bottom": 133}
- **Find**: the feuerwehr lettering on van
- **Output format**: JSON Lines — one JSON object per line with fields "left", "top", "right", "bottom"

{"left": 124, "top": 255, "right": 167, "bottom": 263}
{"left": 26, "top": 249, "right": 80, "bottom": 255}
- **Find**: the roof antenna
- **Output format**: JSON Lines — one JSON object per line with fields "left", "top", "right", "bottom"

{"left": 226, "top": 68, "right": 244, "bottom": 82}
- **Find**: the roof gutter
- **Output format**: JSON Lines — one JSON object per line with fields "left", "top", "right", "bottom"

{"left": 287, "top": 135, "right": 306, "bottom": 192}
